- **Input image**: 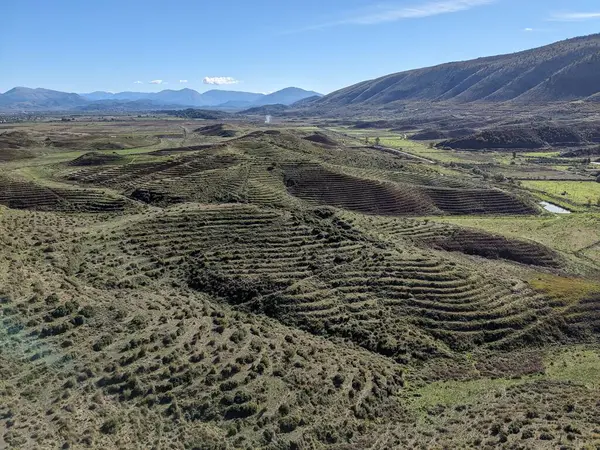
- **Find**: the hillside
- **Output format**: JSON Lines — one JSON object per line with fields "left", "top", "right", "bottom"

{"left": 253, "top": 87, "right": 323, "bottom": 106}
{"left": 314, "top": 33, "right": 600, "bottom": 110}
{"left": 0, "top": 118, "right": 599, "bottom": 449}
{"left": 239, "top": 104, "right": 289, "bottom": 115}
{"left": 291, "top": 94, "right": 322, "bottom": 107}
{"left": 436, "top": 122, "right": 600, "bottom": 150}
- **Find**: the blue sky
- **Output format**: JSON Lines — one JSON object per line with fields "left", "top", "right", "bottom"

{"left": 1, "top": 0, "right": 599, "bottom": 94}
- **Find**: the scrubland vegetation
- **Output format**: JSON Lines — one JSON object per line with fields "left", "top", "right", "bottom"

{"left": 0, "top": 116, "right": 599, "bottom": 449}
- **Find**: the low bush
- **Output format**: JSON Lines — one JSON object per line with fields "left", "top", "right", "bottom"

{"left": 224, "top": 402, "right": 258, "bottom": 420}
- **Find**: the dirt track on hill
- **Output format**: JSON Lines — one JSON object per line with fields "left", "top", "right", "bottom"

{"left": 373, "top": 145, "right": 435, "bottom": 164}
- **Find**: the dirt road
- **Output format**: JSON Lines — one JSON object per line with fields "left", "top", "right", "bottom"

{"left": 372, "top": 145, "right": 435, "bottom": 164}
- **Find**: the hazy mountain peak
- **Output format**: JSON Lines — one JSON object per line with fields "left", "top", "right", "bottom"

{"left": 0, "top": 86, "right": 323, "bottom": 111}
{"left": 0, "top": 87, "right": 86, "bottom": 109}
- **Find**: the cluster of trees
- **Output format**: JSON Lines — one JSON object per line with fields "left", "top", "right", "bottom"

{"left": 364, "top": 137, "right": 381, "bottom": 146}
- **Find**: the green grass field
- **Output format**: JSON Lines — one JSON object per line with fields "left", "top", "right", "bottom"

{"left": 411, "top": 346, "right": 600, "bottom": 412}
{"left": 326, "top": 127, "right": 528, "bottom": 165}
{"left": 522, "top": 180, "right": 600, "bottom": 205}
{"left": 433, "top": 213, "right": 600, "bottom": 254}
{"left": 522, "top": 151, "right": 561, "bottom": 158}
{"left": 379, "top": 137, "right": 468, "bottom": 163}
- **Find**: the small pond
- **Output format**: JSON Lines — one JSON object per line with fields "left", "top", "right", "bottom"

{"left": 540, "top": 201, "right": 571, "bottom": 214}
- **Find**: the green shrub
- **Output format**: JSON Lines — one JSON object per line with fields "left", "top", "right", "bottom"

{"left": 220, "top": 364, "right": 241, "bottom": 379}
{"left": 79, "top": 305, "right": 95, "bottom": 318}
{"left": 224, "top": 402, "right": 258, "bottom": 420}
{"left": 229, "top": 391, "right": 250, "bottom": 404}
{"left": 219, "top": 380, "right": 239, "bottom": 392}
{"left": 40, "top": 322, "right": 70, "bottom": 337}
{"left": 539, "top": 432, "right": 554, "bottom": 440}
{"left": 279, "top": 415, "right": 301, "bottom": 433}
{"left": 45, "top": 293, "right": 60, "bottom": 305}
{"left": 229, "top": 329, "right": 247, "bottom": 344}
{"left": 93, "top": 335, "right": 113, "bottom": 351}
{"left": 100, "top": 418, "right": 119, "bottom": 434}
{"left": 50, "top": 301, "right": 79, "bottom": 319}
{"left": 188, "top": 267, "right": 287, "bottom": 304}
{"left": 332, "top": 374, "right": 345, "bottom": 388}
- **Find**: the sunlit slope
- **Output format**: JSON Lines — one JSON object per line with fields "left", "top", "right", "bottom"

{"left": 313, "top": 33, "right": 600, "bottom": 110}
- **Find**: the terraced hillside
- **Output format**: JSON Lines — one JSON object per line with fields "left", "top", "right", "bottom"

{"left": 1, "top": 120, "right": 600, "bottom": 449}
{"left": 284, "top": 163, "right": 536, "bottom": 216}
{"left": 422, "top": 228, "right": 561, "bottom": 268}
{"left": 56, "top": 192, "right": 586, "bottom": 362}
{"left": 0, "top": 210, "right": 405, "bottom": 449}
{"left": 344, "top": 215, "right": 560, "bottom": 264}
{"left": 0, "top": 176, "right": 131, "bottom": 212}
{"left": 47, "top": 129, "right": 538, "bottom": 217}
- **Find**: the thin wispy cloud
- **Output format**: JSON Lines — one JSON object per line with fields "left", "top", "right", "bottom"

{"left": 203, "top": 76, "right": 240, "bottom": 85}
{"left": 150, "top": 80, "right": 163, "bottom": 84}
{"left": 179, "top": 80, "right": 188, "bottom": 83}
{"left": 524, "top": 27, "right": 534, "bottom": 32}
{"left": 298, "top": 0, "right": 496, "bottom": 31}
{"left": 549, "top": 11, "right": 600, "bottom": 22}
{"left": 133, "top": 80, "right": 143, "bottom": 84}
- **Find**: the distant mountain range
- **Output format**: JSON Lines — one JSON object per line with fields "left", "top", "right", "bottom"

{"left": 311, "top": 33, "right": 600, "bottom": 111}
{"left": 0, "top": 87, "right": 88, "bottom": 111}
{"left": 0, "top": 86, "right": 322, "bottom": 112}
{"left": 6, "top": 33, "right": 600, "bottom": 115}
